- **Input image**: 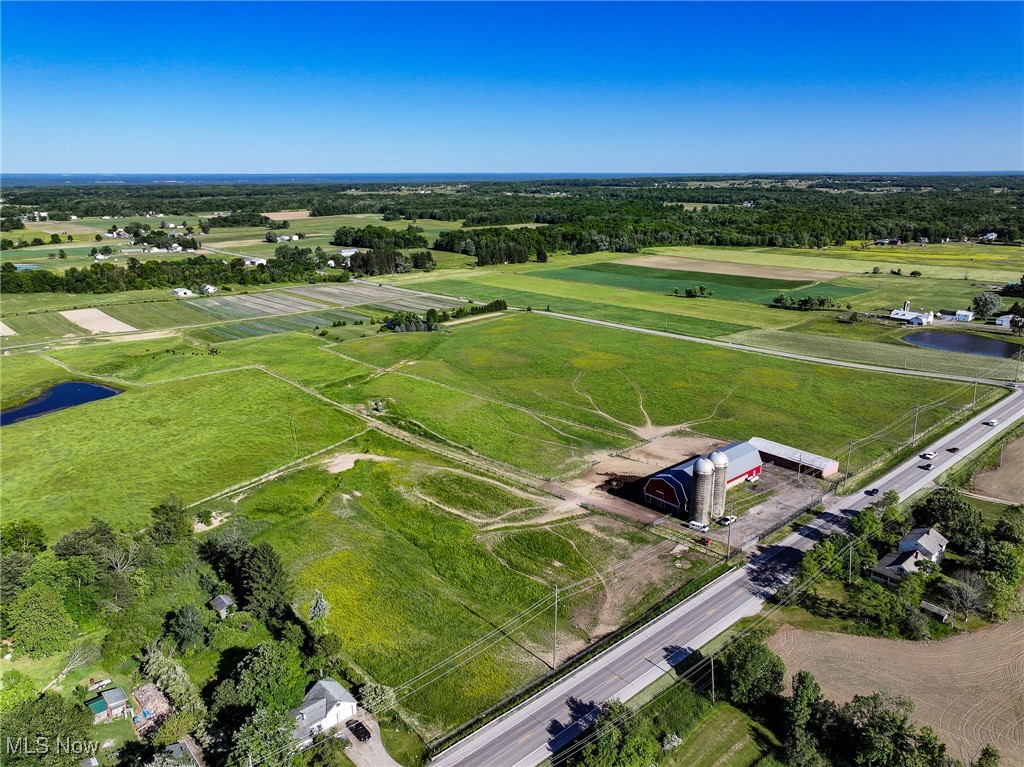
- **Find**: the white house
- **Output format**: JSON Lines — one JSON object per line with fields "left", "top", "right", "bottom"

{"left": 171, "top": 288, "right": 194, "bottom": 297}
{"left": 955, "top": 309, "right": 975, "bottom": 322}
{"left": 242, "top": 256, "right": 267, "bottom": 267}
{"left": 199, "top": 284, "right": 217, "bottom": 295}
{"left": 289, "top": 678, "right": 358, "bottom": 749}
{"left": 897, "top": 527, "right": 948, "bottom": 563}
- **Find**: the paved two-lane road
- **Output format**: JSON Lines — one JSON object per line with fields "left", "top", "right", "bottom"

{"left": 432, "top": 387, "right": 1023, "bottom": 767}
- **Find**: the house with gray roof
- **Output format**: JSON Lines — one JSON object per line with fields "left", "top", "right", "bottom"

{"left": 209, "top": 594, "right": 236, "bottom": 620}
{"left": 84, "top": 687, "right": 130, "bottom": 724}
{"left": 898, "top": 527, "right": 948, "bottom": 563}
{"left": 289, "top": 677, "right": 358, "bottom": 749}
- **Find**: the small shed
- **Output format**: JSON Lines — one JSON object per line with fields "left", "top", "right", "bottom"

{"left": 210, "top": 594, "right": 236, "bottom": 620}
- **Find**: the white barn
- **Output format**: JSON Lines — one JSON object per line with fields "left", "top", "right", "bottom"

{"left": 171, "top": 288, "right": 194, "bottom": 297}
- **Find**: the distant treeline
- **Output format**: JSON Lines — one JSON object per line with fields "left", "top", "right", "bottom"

{"left": 434, "top": 227, "right": 547, "bottom": 265}
{"left": 3, "top": 176, "right": 1022, "bottom": 254}
{"left": 330, "top": 225, "right": 428, "bottom": 250}
{"left": 0, "top": 255, "right": 346, "bottom": 294}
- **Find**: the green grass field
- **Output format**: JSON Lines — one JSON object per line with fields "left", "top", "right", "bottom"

{"left": 0, "top": 312, "right": 86, "bottom": 345}
{"left": 536, "top": 262, "right": 865, "bottom": 305}
{"left": 0, "top": 352, "right": 73, "bottom": 406}
{"left": 1, "top": 366, "right": 364, "bottom": 538}
{"left": 210, "top": 431, "right": 698, "bottom": 736}
{"left": 324, "top": 313, "right": 994, "bottom": 476}
{"left": 662, "top": 703, "right": 778, "bottom": 767}
{"left": 645, "top": 243, "right": 1024, "bottom": 283}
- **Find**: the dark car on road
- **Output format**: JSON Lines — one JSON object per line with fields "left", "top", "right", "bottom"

{"left": 865, "top": 488, "right": 880, "bottom": 496}
{"left": 947, "top": 447, "right": 960, "bottom": 453}
{"left": 347, "top": 719, "right": 371, "bottom": 742}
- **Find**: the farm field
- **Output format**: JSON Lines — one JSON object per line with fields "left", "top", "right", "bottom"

{"left": 0, "top": 365, "right": 365, "bottom": 538}
{"left": 662, "top": 703, "right": 777, "bottom": 767}
{"left": 535, "top": 262, "right": 866, "bottom": 304}
{"left": 405, "top": 272, "right": 797, "bottom": 329}
{"left": 323, "top": 313, "right": 995, "bottom": 476}
{"left": 0, "top": 311, "right": 87, "bottom": 344}
{"left": 970, "top": 434, "right": 1024, "bottom": 501}
{"left": 768, "top": 623, "right": 1024, "bottom": 765}
{"left": 203, "top": 430, "right": 710, "bottom": 735}
{"left": 48, "top": 332, "right": 375, "bottom": 389}
{"left": 644, "top": 244, "right": 1024, "bottom": 283}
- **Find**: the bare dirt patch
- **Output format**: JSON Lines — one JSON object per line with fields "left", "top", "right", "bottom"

{"left": 59, "top": 308, "right": 137, "bottom": 334}
{"left": 443, "top": 311, "right": 505, "bottom": 327}
{"left": 617, "top": 255, "right": 845, "bottom": 282}
{"left": 323, "top": 452, "right": 393, "bottom": 474}
{"left": 0, "top": 321, "right": 17, "bottom": 337}
{"left": 971, "top": 435, "right": 1024, "bottom": 502}
{"left": 263, "top": 209, "right": 311, "bottom": 221}
{"left": 28, "top": 220, "right": 105, "bottom": 236}
{"left": 769, "top": 621, "right": 1024, "bottom": 765}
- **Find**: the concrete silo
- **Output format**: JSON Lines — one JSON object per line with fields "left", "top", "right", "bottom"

{"left": 709, "top": 450, "right": 729, "bottom": 518}
{"left": 691, "top": 458, "right": 715, "bottom": 525}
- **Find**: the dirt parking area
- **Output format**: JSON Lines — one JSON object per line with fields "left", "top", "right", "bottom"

{"left": 344, "top": 714, "right": 402, "bottom": 767}
{"left": 769, "top": 620, "right": 1024, "bottom": 765}
{"left": 971, "top": 436, "right": 1024, "bottom": 503}
{"left": 617, "top": 255, "right": 845, "bottom": 282}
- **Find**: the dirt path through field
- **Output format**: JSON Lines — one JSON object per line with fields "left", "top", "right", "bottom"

{"left": 617, "top": 255, "right": 845, "bottom": 281}
{"left": 769, "top": 620, "right": 1024, "bottom": 764}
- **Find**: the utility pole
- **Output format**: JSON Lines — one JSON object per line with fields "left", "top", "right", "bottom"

{"left": 552, "top": 584, "right": 559, "bottom": 669}
{"left": 1015, "top": 348, "right": 1022, "bottom": 381}
{"left": 845, "top": 440, "right": 854, "bottom": 482}
{"left": 726, "top": 523, "right": 732, "bottom": 561}
{"left": 912, "top": 406, "right": 920, "bottom": 445}
{"left": 848, "top": 543, "right": 853, "bottom": 584}
{"left": 972, "top": 379, "right": 979, "bottom": 409}
{"left": 710, "top": 654, "right": 716, "bottom": 705}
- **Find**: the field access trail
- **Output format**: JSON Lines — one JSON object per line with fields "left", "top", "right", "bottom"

{"left": 431, "top": 389, "right": 1024, "bottom": 767}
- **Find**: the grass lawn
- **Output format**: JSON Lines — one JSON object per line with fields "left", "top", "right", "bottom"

{"left": 418, "top": 469, "right": 544, "bottom": 520}
{"left": 330, "top": 313, "right": 993, "bottom": 475}
{"left": 1, "top": 366, "right": 364, "bottom": 538}
{"left": 663, "top": 703, "right": 778, "bottom": 767}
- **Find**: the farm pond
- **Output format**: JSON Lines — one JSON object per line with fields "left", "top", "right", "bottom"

{"left": 1, "top": 381, "right": 121, "bottom": 426}
{"left": 902, "top": 330, "right": 1021, "bottom": 358}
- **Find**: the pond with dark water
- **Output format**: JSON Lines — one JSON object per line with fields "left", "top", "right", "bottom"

{"left": 902, "top": 330, "right": 1021, "bottom": 358}
{"left": 1, "top": 381, "right": 122, "bottom": 426}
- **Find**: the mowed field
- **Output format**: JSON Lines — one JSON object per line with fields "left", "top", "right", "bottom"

{"left": 769, "top": 624, "right": 1024, "bottom": 764}
{"left": 204, "top": 430, "right": 710, "bottom": 735}
{"left": 535, "top": 262, "right": 866, "bottom": 304}
{"left": 321, "top": 313, "right": 993, "bottom": 476}
{"left": 0, "top": 362, "right": 365, "bottom": 538}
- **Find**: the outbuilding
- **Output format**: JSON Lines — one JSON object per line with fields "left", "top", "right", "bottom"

{"left": 995, "top": 314, "right": 1014, "bottom": 328}
{"left": 85, "top": 687, "right": 130, "bottom": 724}
{"left": 747, "top": 436, "right": 840, "bottom": 478}
{"left": 199, "top": 284, "right": 217, "bottom": 294}
{"left": 171, "top": 288, "right": 194, "bottom": 297}
{"left": 955, "top": 309, "right": 975, "bottom": 322}
{"left": 210, "top": 594, "right": 236, "bottom": 620}
{"left": 643, "top": 441, "right": 762, "bottom": 515}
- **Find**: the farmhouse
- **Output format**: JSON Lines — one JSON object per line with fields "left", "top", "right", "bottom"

{"left": 898, "top": 527, "right": 948, "bottom": 562}
{"left": 289, "top": 677, "right": 358, "bottom": 749}
{"left": 210, "top": 594, "right": 235, "bottom": 619}
{"left": 171, "top": 288, "right": 194, "bottom": 297}
{"left": 890, "top": 300, "right": 934, "bottom": 326}
{"left": 747, "top": 436, "right": 840, "bottom": 478}
{"left": 84, "top": 687, "right": 130, "bottom": 724}
{"left": 643, "top": 441, "right": 762, "bottom": 523}
{"left": 870, "top": 527, "right": 947, "bottom": 586}
{"left": 242, "top": 256, "right": 267, "bottom": 266}
{"left": 955, "top": 309, "right": 975, "bottom": 322}
{"left": 199, "top": 284, "right": 217, "bottom": 294}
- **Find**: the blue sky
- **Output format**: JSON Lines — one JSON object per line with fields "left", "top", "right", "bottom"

{"left": 2, "top": 1, "right": 1022, "bottom": 173}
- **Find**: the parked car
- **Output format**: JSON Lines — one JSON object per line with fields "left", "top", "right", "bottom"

{"left": 346, "top": 719, "right": 371, "bottom": 743}
{"left": 947, "top": 447, "right": 960, "bottom": 453}
{"left": 921, "top": 451, "right": 936, "bottom": 460}
{"left": 718, "top": 515, "right": 738, "bottom": 526}
{"left": 922, "top": 463, "right": 934, "bottom": 470}
{"left": 983, "top": 420, "right": 1000, "bottom": 426}
{"left": 865, "top": 488, "right": 880, "bottom": 496}
{"left": 688, "top": 520, "right": 710, "bottom": 533}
